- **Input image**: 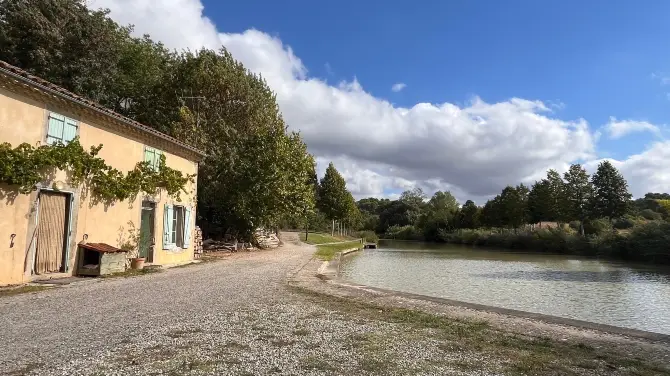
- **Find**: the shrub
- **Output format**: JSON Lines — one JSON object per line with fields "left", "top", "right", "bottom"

{"left": 354, "top": 230, "right": 379, "bottom": 243}
{"left": 437, "top": 222, "right": 669, "bottom": 265}
{"left": 569, "top": 221, "right": 581, "bottom": 231}
{"left": 640, "top": 209, "right": 662, "bottom": 221}
{"left": 384, "top": 225, "right": 422, "bottom": 241}
{"left": 622, "top": 221, "right": 670, "bottom": 263}
{"left": 613, "top": 215, "right": 637, "bottom": 229}
{"left": 583, "top": 218, "right": 612, "bottom": 235}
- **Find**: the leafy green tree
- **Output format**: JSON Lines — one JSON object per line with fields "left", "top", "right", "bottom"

{"left": 563, "top": 164, "right": 593, "bottom": 235}
{"left": 0, "top": 0, "right": 132, "bottom": 102}
{"left": 0, "top": 1, "right": 318, "bottom": 239}
{"left": 399, "top": 187, "right": 427, "bottom": 225}
{"left": 481, "top": 196, "right": 503, "bottom": 228}
{"left": 418, "top": 191, "right": 459, "bottom": 240}
{"left": 317, "top": 163, "right": 350, "bottom": 235}
{"left": 459, "top": 200, "right": 481, "bottom": 229}
{"left": 357, "top": 197, "right": 384, "bottom": 215}
{"left": 377, "top": 200, "right": 413, "bottom": 233}
{"left": 590, "top": 160, "right": 632, "bottom": 221}
{"left": 528, "top": 179, "right": 552, "bottom": 224}
{"left": 546, "top": 169, "right": 566, "bottom": 223}
{"left": 498, "top": 185, "right": 529, "bottom": 232}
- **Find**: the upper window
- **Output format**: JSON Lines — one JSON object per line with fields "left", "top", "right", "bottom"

{"left": 144, "top": 147, "right": 164, "bottom": 171}
{"left": 46, "top": 112, "right": 78, "bottom": 145}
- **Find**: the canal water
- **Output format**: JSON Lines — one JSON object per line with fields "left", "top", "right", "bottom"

{"left": 339, "top": 240, "right": 670, "bottom": 335}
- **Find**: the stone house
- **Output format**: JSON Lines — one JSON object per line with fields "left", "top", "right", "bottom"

{"left": 0, "top": 61, "right": 206, "bottom": 286}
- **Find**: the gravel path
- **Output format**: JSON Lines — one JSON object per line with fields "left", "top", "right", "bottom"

{"left": 1, "top": 232, "right": 668, "bottom": 376}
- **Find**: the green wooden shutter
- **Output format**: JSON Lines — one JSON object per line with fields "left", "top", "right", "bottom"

{"left": 183, "top": 206, "right": 192, "bottom": 248}
{"left": 46, "top": 113, "right": 65, "bottom": 145}
{"left": 163, "top": 204, "right": 174, "bottom": 249}
{"left": 62, "top": 117, "right": 78, "bottom": 143}
{"left": 155, "top": 150, "right": 163, "bottom": 170}
{"left": 144, "top": 147, "right": 162, "bottom": 171}
{"left": 144, "top": 148, "right": 155, "bottom": 169}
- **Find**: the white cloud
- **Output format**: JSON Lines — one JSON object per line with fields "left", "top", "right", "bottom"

{"left": 95, "top": 0, "right": 670, "bottom": 200}
{"left": 603, "top": 117, "right": 661, "bottom": 139}
{"left": 585, "top": 141, "right": 670, "bottom": 197}
{"left": 391, "top": 83, "right": 407, "bottom": 92}
{"left": 651, "top": 72, "right": 670, "bottom": 86}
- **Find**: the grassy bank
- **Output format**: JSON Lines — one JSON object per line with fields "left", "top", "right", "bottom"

{"left": 315, "top": 241, "right": 363, "bottom": 261}
{"left": 294, "top": 287, "right": 670, "bottom": 375}
{"left": 303, "top": 232, "right": 354, "bottom": 245}
{"left": 438, "top": 221, "right": 670, "bottom": 264}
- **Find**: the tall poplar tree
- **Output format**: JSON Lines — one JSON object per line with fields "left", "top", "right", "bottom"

{"left": 563, "top": 164, "right": 593, "bottom": 235}
{"left": 317, "top": 163, "right": 350, "bottom": 235}
{"left": 590, "top": 160, "right": 631, "bottom": 221}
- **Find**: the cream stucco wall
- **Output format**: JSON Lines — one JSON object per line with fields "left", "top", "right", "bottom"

{"left": 0, "top": 87, "right": 199, "bottom": 286}
{"left": 0, "top": 88, "right": 46, "bottom": 285}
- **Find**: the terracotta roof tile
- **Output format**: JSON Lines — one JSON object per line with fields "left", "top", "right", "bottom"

{"left": 79, "top": 243, "right": 128, "bottom": 254}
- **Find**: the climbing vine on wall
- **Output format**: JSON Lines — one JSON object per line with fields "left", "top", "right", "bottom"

{"left": 0, "top": 139, "right": 194, "bottom": 202}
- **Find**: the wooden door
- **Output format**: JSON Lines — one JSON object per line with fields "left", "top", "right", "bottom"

{"left": 35, "top": 191, "right": 69, "bottom": 274}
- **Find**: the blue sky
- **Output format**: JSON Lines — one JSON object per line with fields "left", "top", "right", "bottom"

{"left": 103, "top": 0, "right": 670, "bottom": 200}
{"left": 203, "top": 0, "right": 670, "bottom": 158}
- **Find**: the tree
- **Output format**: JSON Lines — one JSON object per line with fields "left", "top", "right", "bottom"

{"left": 459, "top": 200, "right": 480, "bottom": 229}
{"left": 0, "top": 1, "right": 318, "bottom": 240}
{"left": 399, "top": 187, "right": 426, "bottom": 225}
{"left": 0, "top": 0, "right": 132, "bottom": 103}
{"left": 357, "top": 197, "right": 384, "bottom": 215}
{"left": 545, "top": 169, "right": 567, "bottom": 223}
{"left": 175, "top": 50, "right": 316, "bottom": 238}
{"left": 317, "top": 163, "right": 350, "bottom": 235}
{"left": 377, "top": 200, "right": 413, "bottom": 233}
{"left": 498, "top": 185, "right": 529, "bottom": 232}
{"left": 418, "top": 191, "right": 459, "bottom": 240}
{"left": 481, "top": 196, "right": 503, "bottom": 228}
{"left": 590, "top": 161, "right": 632, "bottom": 221}
{"left": 528, "top": 179, "right": 552, "bottom": 225}
{"left": 563, "top": 164, "right": 593, "bottom": 235}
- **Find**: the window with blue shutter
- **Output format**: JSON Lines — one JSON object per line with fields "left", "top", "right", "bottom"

{"left": 46, "top": 112, "right": 77, "bottom": 145}
{"left": 163, "top": 204, "right": 174, "bottom": 249}
{"left": 144, "top": 147, "right": 163, "bottom": 171}
{"left": 183, "top": 207, "right": 192, "bottom": 248}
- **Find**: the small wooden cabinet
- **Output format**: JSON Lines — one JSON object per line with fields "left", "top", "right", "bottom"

{"left": 77, "top": 243, "right": 128, "bottom": 276}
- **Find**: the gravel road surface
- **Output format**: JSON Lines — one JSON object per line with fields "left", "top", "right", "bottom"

{"left": 1, "top": 232, "right": 668, "bottom": 376}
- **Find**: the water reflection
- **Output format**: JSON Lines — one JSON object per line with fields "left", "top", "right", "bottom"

{"left": 339, "top": 241, "right": 670, "bottom": 335}
{"left": 473, "top": 270, "right": 668, "bottom": 283}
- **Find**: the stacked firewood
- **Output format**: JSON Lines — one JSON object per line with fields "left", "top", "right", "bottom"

{"left": 193, "top": 226, "right": 203, "bottom": 259}
{"left": 254, "top": 228, "right": 280, "bottom": 249}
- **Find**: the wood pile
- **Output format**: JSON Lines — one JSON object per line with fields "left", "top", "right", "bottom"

{"left": 202, "top": 239, "right": 238, "bottom": 252}
{"left": 254, "top": 228, "right": 280, "bottom": 249}
{"left": 193, "top": 226, "right": 203, "bottom": 259}
{"left": 201, "top": 228, "right": 279, "bottom": 252}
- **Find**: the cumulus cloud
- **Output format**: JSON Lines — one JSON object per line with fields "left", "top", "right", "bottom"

{"left": 585, "top": 141, "right": 670, "bottom": 197}
{"left": 391, "top": 83, "right": 407, "bottom": 92}
{"left": 603, "top": 117, "right": 661, "bottom": 139}
{"left": 95, "top": 0, "right": 670, "bottom": 200}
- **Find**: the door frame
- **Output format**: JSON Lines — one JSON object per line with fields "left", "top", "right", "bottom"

{"left": 32, "top": 188, "right": 75, "bottom": 274}
{"left": 140, "top": 199, "right": 157, "bottom": 263}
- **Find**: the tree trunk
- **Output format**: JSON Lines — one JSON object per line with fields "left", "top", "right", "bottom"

{"left": 579, "top": 220, "right": 585, "bottom": 236}
{"left": 331, "top": 219, "right": 335, "bottom": 236}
